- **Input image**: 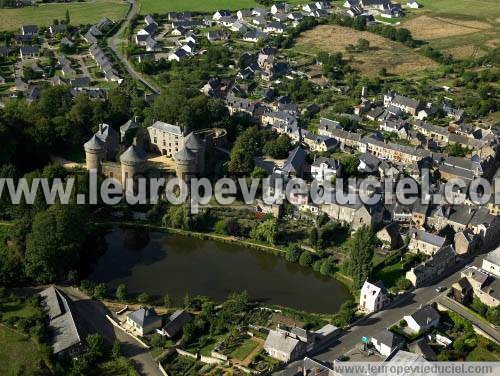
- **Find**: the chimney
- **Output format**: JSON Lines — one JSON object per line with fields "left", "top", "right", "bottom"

{"left": 133, "top": 137, "right": 137, "bottom": 146}
{"left": 99, "top": 123, "right": 103, "bottom": 133}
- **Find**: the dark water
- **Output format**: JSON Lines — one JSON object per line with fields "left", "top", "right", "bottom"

{"left": 89, "top": 228, "right": 352, "bottom": 313}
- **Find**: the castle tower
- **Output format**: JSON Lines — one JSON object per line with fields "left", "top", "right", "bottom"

{"left": 184, "top": 132, "right": 206, "bottom": 174}
{"left": 119, "top": 143, "right": 147, "bottom": 193}
{"left": 84, "top": 135, "right": 106, "bottom": 173}
{"left": 174, "top": 146, "right": 197, "bottom": 181}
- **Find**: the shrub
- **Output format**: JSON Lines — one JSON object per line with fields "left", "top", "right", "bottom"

{"left": 285, "top": 245, "right": 302, "bottom": 263}
{"left": 298, "top": 251, "right": 314, "bottom": 267}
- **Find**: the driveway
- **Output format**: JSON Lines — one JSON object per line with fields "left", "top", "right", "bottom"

{"left": 59, "top": 286, "right": 162, "bottom": 376}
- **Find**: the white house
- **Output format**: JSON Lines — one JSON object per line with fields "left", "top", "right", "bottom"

{"left": 482, "top": 247, "right": 500, "bottom": 278}
{"left": 264, "top": 329, "right": 307, "bottom": 362}
{"left": 213, "top": 10, "right": 231, "bottom": 21}
{"left": 311, "top": 157, "right": 341, "bottom": 182}
{"left": 271, "top": 3, "right": 289, "bottom": 14}
{"left": 126, "top": 307, "right": 162, "bottom": 336}
{"left": 407, "top": 0, "right": 420, "bottom": 8}
{"left": 370, "top": 329, "right": 405, "bottom": 357}
{"left": 408, "top": 229, "right": 446, "bottom": 256}
{"left": 359, "top": 280, "right": 389, "bottom": 313}
{"left": 403, "top": 305, "right": 440, "bottom": 334}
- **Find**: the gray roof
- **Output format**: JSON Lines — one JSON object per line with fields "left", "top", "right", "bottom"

{"left": 184, "top": 132, "right": 204, "bottom": 150}
{"left": 409, "top": 338, "right": 437, "bottom": 360}
{"left": 149, "top": 120, "right": 185, "bottom": 135}
{"left": 120, "top": 119, "right": 140, "bottom": 133}
{"left": 174, "top": 146, "right": 196, "bottom": 162}
{"left": 485, "top": 248, "right": 500, "bottom": 266}
{"left": 282, "top": 146, "right": 307, "bottom": 174}
{"left": 371, "top": 329, "right": 405, "bottom": 349}
{"left": 162, "top": 310, "right": 193, "bottom": 337}
{"left": 39, "top": 286, "right": 82, "bottom": 355}
{"left": 84, "top": 135, "right": 105, "bottom": 152}
{"left": 127, "top": 307, "right": 160, "bottom": 328}
{"left": 265, "top": 329, "right": 301, "bottom": 355}
{"left": 407, "top": 305, "right": 440, "bottom": 327}
{"left": 312, "top": 156, "right": 340, "bottom": 169}
{"left": 120, "top": 145, "right": 147, "bottom": 164}
{"left": 413, "top": 230, "right": 445, "bottom": 248}
{"left": 392, "top": 94, "right": 419, "bottom": 110}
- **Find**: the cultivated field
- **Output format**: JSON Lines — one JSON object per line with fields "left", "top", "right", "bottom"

{"left": 400, "top": 0, "right": 500, "bottom": 59}
{"left": 293, "top": 24, "right": 437, "bottom": 76}
{"left": 0, "top": 0, "right": 129, "bottom": 31}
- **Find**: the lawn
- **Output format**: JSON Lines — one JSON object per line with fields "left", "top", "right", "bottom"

{"left": 292, "top": 24, "right": 437, "bottom": 77}
{"left": 0, "top": 0, "right": 129, "bottom": 31}
{"left": 0, "top": 301, "right": 38, "bottom": 321}
{"left": 373, "top": 261, "right": 404, "bottom": 289}
{"left": 0, "top": 325, "right": 44, "bottom": 376}
{"left": 229, "top": 337, "right": 260, "bottom": 361}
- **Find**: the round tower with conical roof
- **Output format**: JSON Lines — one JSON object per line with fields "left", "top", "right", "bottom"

{"left": 184, "top": 132, "right": 206, "bottom": 173}
{"left": 84, "top": 135, "right": 106, "bottom": 173}
{"left": 174, "top": 146, "right": 197, "bottom": 181}
{"left": 119, "top": 143, "right": 147, "bottom": 192}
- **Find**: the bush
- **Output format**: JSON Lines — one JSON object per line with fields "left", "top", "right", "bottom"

{"left": 137, "top": 292, "right": 150, "bottom": 304}
{"left": 399, "top": 319, "right": 407, "bottom": 328}
{"left": 214, "top": 220, "right": 227, "bottom": 234}
{"left": 320, "top": 257, "right": 336, "bottom": 277}
{"left": 285, "top": 245, "right": 302, "bottom": 263}
{"left": 312, "top": 259, "right": 323, "bottom": 272}
{"left": 298, "top": 251, "right": 314, "bottom": 267}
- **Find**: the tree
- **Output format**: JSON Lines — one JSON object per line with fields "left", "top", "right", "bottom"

{"left": 116, "top": 284, "right": 127, "bottom": 301}
{"left": 228, "top": 127, "right": 265, "bottom": 175}
{"left": 93, "top": 283, "right": 107, "bottom": 300}
{"left": 320, "top": 257, "right": 337, "bottom": 276}
{"left": 285, "top": 245, "right": 302, "bottom": 263}
{"left": 137, "top": 292, "right": 150, "bottom": 304}
{"left": 298, "top": 251, "right": 314, "bottom": 267}
{"left": 163, "top": 294, "right": 172, "bottom": 309}
{"left": 65, "top": 9, "right": 70, "bottom": 25}
{"left": 24, "top": 204, "right": 89, "bottom": 283}
{"left": 262, "top": 135, "right": 293, "bottom": 159}
{"left": 184, "top": 292, "right": 192, "bottom": 309}
{"left": 111, "top": 340, "right": 121, "bottom": 359}
{"left": 345, "top": 226, "right": 376, "bottom": 290}
{"left": 250, "top": 218, "right": 278, "bottom": 245}
{"left": 163, "top": 204, "right": 191, "bottom": 230}
{"left": 309, "top": 227, "right": 319, "bottom": 249}
{"left": 85, "top": 334, "right": 105, "bottom": 361}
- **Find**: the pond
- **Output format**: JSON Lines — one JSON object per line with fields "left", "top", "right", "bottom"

{"left": 89, "top": 228, "right": 352, "bottom": 313}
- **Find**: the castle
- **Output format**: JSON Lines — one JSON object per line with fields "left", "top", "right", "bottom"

{"left": 83, "top": 120, "right": 226, "bottom": 192}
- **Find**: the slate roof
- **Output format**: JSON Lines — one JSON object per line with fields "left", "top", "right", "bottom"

{"left": 409, "top": 338, "right": 437, "bottom": 360}
{"left": 175, "top": 146, "right": 197, "bottom": 161}
{"left": 150, "top": 121, "right": 185, "bottom": 135}
{"left": 407, "top": 305, "right": 440, "bottom": 327}
{"left": 120, "top": 145, "right": 147, "bottom": 164}
{"left": 485, "top": 248, "right": 500, "bottom": 266}
{"left": 282, "top": 147, "right": 307, "bottom": 174}
{"left": 120, "top": 119, "right": 140, "bottom": 134}
{"left": 84, "top": 135, "right": 106, "bottom": 152}
{"left": 312, "top": 156, "right": 340, "bottom": 169}
{"left": 392, "top": 94, "right": 419, "bottom": 110}
{"left": 39, "top": 286, "right": 83, "bottom": 355}
{"left": 162, "top": 310, "right": 193, "bottom": 337}
{"left": 371, "top": 329, "right": 405, "bottom": 349}
{"left": 412, "top": 229, "right": 445, "bottom": 248}
{"left": 265, "top": 329, "right": 301, "bottom": 355}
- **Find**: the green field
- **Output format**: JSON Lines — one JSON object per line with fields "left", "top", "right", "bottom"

{"left": 414, "top": 0, "right": 500, "bottom": 21}
{"left": 0, "top": 325, "right": 44, "bottom": 375}
{"left": 0, "top": 0, "right": 129, "bottom": 31}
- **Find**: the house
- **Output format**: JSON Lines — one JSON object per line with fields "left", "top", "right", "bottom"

{"left": 321, "top": 194, "right": 383, "bottom": 231}
{"left": 376, "top": 223, "right": 403, "bottom": 249}
{"left": 451, "top": 277, "right": 473, "bottom": 305}
{"left": 302, "top": 3, "right": 317, "bottom": 13}
{"left": 482, "top": 247, "right": 500, "bottom": 278}
{"left": 15, "top": 77, "right": 28, "bottom": 92}
{"left": 243, "top": 30, "right": 268, "bottom": 42}
{"left": 168, "top": 48, "right": 189, "bottom": 62}
{"left": 159, "top": 310, "right": 193, "bottom": 338}
{"left": 370, "top": 329, "right": 405, "bottom": 357}
{"left": 408, "top": 338, "right": 437, "bottom": 360}
{"left": 139, "top": 22, "right": 159, "bottom": 37}
{"left": 146, "top": 37, "right": 160, "bottom": 52}
{"left": 61, "top": 64, "right": 76, "bottom": 77}
{"left": 61, "top": 37, "right": 74, "bottom": 48}
{"left": 303, "top": 133, "right": 339, "bottom": 153}
{"left": 39, "top": 286, "right": 84, "bottom": 357}
{"left": 280, "top": 147, "right": 308, "bottom": 178}
{"left": 237, "top": 9, "right": 252, "bottom": 19}
{"left": 70, "top": 76, "right": 91, "bottom": 89}
{"left": 407, "top": 0, "right": 420, "bottom": 8}
{"left": 19, "top": 45, "right": 40, "bottom": 59}
{"left": 126, "top": 307, "right": 162, "bottom": 336}
{"left": 406, "top": 245, "right": 456, "bottom": 287}
{"left": 96, "top": 17, "right": 113, "bottom": 31}
{"left": 21, "top": 24, "right": 38, "bottom": 36}
{"left": 311, "top": 157, "right": 341, "bottom": 182}
{"left": 230, "top": 20, "right": 247, "bottom": 33}
{"left": 461, "top": 266, "right": 500, "bottom": 307}
{"left": 271, "top": 3, "right": 289, "bottom": 14}
{"left": 454, "top": 229, "right": 479, "bottom": 255}
{"left": 144, "top": 15, "right": 157, "bottom": 26}
{"left": 408, "top": 229, "right": 446, "bottom": 256}
{"left": 206, "top": 30, "right": 229, "bottom": 41}
{"left": 403, "top": 305, "right": 440, "bottom": 334}
{"left": 264, "top": 329, "right": 307, "bottom": 362}
{"left": 213, "top": 10, "right": 231, "bottom": 21}
{"left": 384, "top": 92, "right": 420, "bottom": 116}
{"left": 49, "top": 24, "right": 67, "bottom": 35}
{"left": 264, "top": 21, "right": 285, "bottom": 34}
{"left": 313, "top": 324, "right": 340, "bottom": 345}
{"left": 288, "top": 12, "right": 304, "bottom": 21}
{"left": 359, "top": 280, "right": 389, "bottom": 313}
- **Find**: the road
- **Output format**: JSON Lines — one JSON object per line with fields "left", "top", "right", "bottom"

{"left": 276, "top": 251, "right": 495, "bottom": 374}
{"left": 107, "top": 0, "right": 160, "bottom": 94}
{"left": 59, "top": 286, "right": 163, "bottom": 376}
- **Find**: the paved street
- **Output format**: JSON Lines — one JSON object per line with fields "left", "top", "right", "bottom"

{"left": 60, "top": 286, "right": 163, "bottom": 376}
{"left": 107, "top": 0, "right": 160, "bottom": 94}
{"left": 277, "top": 251, "right": 496, "bottom": 374}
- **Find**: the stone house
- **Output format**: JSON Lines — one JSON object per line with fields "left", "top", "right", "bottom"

{"left": 406, "top": 245, "right": 456, "bottom": 287}
{"left": 310, "top": 157, "right": 341, "bottom": 182}
{"left": 321, "top": 194, "right": 383, "bottom": 231}
{"left": 482, "top": 247, "right": 500, "bottom": 278}
{"left": 461, "top": 266, "right": 500, "bottom": 307}
{"left": 159, "top": 310, "right": 192, "bottom": 338}
{"left": 264, "top": 329, "right": 307, "bottom": 362}
{"left": 376, "top": 223, "right": 403, "bottom": 249}
{"left": 454, "top": 229, "right": 480, "bottom": 255}
{"left": 408, "top": 229, "right": 446, "bottom": 256}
